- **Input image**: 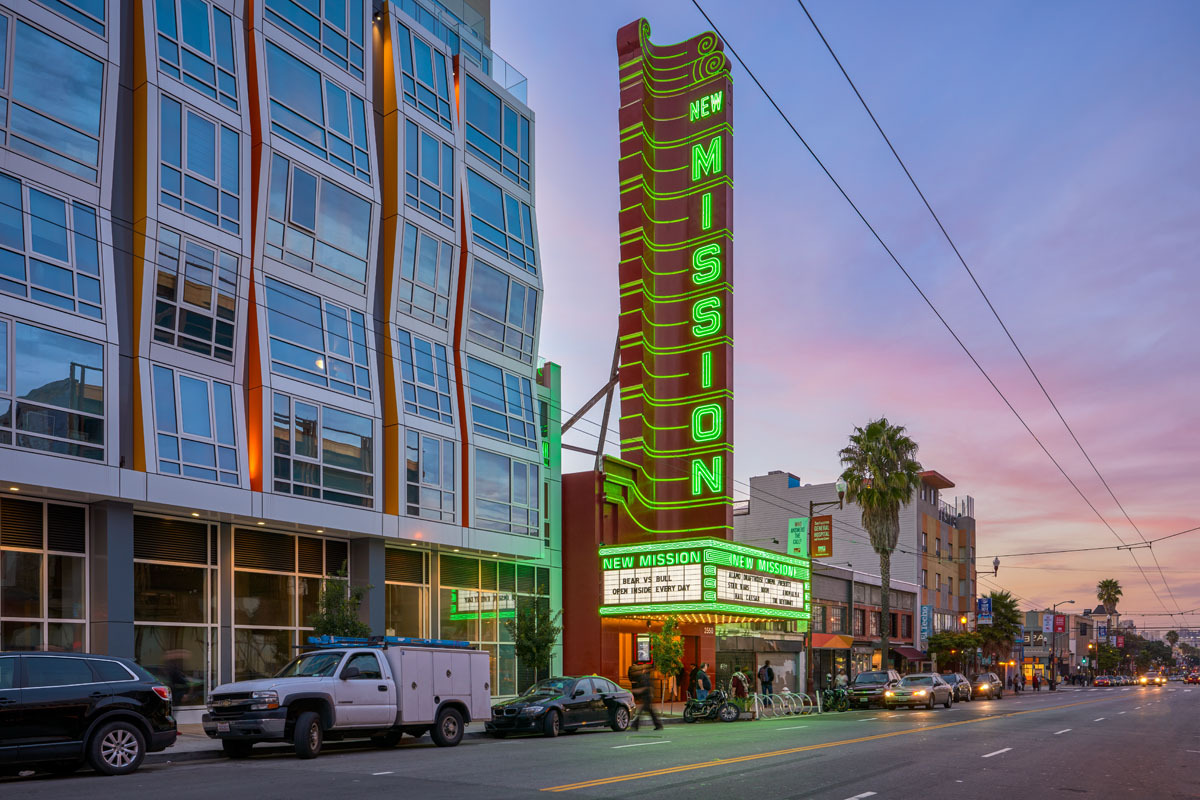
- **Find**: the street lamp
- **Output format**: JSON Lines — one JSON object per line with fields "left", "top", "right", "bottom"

{"left": 1050, "top": 600, "right": 1075, "bottom": 688}
{"left": 803, "top": 480, "right": 847, "bottom": 696}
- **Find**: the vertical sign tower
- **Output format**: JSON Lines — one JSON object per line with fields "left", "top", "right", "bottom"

{"left": 614, "top": 19, "right": 734, "bottom": 540}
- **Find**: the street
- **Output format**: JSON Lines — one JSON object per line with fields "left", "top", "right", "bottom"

{"left": 7, "top": 685, "right": 1198, "bottom": 800}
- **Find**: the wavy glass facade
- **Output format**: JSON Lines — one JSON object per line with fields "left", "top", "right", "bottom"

{"left": 0, "top": 0, "right": 561, "bottom": 715}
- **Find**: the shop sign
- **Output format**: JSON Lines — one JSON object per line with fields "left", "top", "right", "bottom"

{"left": 787, "top": 517, "right": 809, "bottom": 557}
{"left": 1042, "top": 615, "right": 1054, "bottom": 634}
{"left": 598, "top": 537, "right": 810, "bottom": 621}
{"left": 635, "top": 633, "right": 652, "bottom": 663}
{"left": 1116, "top": 635, "right": 1124, "bottom": 648}
{"left": 919, "top": 604, "right": 933, "bottom": 647}
{"left": 449, "top": 590, "right": 516, "bottom": 620}
{"left": 1054, "top": 614, "right": 1067, "bottom": 634}
{"left": 810, "top": 515, "right": 833, "bottom": 559}
{"left": 1097, "top": 623, "right": 1108, "bottom": 638}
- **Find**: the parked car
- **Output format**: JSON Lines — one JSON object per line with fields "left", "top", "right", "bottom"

{"left": 0, "top": 651, "right": 177, "bottom": 777}
{"left": 940, "top": 672, "right": 973, "bottom": 702}
{"left": 203, "top": 637, "right": 490, "bottom": 758}
{"left": 486, "top": 676, "right": 635, "bottom": 737}
{"left": 884, "top": 673, "right": 954, "bottom": 709}
{"left": 970, "top": 672, "right": 1004, "bottom": 700}
{"left": 1094, "top": 675, "right": 1112, "bottom": 687}
{"left": 1186, "top": 673, "right": 1200, "bottom": 685}
{"left": 847, "top": 670, "right": 902, "bottom": 709}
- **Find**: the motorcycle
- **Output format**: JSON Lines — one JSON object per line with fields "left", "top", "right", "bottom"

{"left": 822, "top": 686, "right": 850, "bottom": 713}
{"left": 683, "top": 689, "right": 740, "bottom": 723}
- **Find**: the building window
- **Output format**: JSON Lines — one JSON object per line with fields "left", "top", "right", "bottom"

{"left": 902, "top": 614, "right": 912, "bottom": 638}
{"left": 853, "top": 608, "right": 865, "bottom": 637}
{"left": 0, "top": 173, "right": 102, "bottom": 318}
{"left": 467, "top": 260, "right": 537, "bottom": 363}
{"left": 947, "top": 577, "right": 953, "bottom": 596}
{"left": 34, "top": 0, "right": 104, "bottom": 35}
{"left": 265, "top": 0, "right": 364, "bottom": 79}
{"left": 0, "top": 499, "right": 87, "bottom": 651}
{"left": 935, "top": 573, "right": 941, "bottom": 590}
{"left": 154, "top": 0, "right": 237, "bottom": 109}
{"left": 393, "top": 22, "right": 452, "bottom": 130}
{"left": 272, "top": 393, "right": 374, "bottom": 507}
{"left": 385, "top": 547, "right": 427, "bottom": 638}
{"left": 889, "top": 613, "right": 898, "bottom": 637}
{"left": 397, "top": 222, "right": 453, "bottom": 328}
{"left": 133, "top": 515, "right": 215, "bottom": 706}
{"left": 466, "top": 357, "right": 536, "bottom": 449}
{"left": 153, "top": 228, "right": 236, "bottom": 362}
{"left": 474, "top": 449, "right": 539, "bottom": 537}
{"left": 264, "top": 41, "right": 370, "bottom": 183}
{"left": 467, "top": 170, "right": 536, "bottom": 275}
{"left": 404, "top": 120, "right": 455, "bottom": 228}
{"left": 869, "top": 612, "right": 880, "bottom": 636}
{"left": 935, "top": 537, "right": 941, "bottom": 557}
{"left": 828, "top": 605, "right": 845, "bottom": 634}
{"left": 464, "top": 75, "right": 530, "bottom": 190}
{"left": 811, "top": 605, "right": 826, "bottom": 634}
{"left": 948, "top": 542, "right": 953, "bottom": 562}
{"left": 438, "top": 554, "right": 551, "bottom": 695}
{"left": 151, "top": 365, "right": 238, "bottom": 484}
{"left": 921, "top": 531, "right": 927, "bottom": 552}
{"left": 2, "top": 20, "right": 104, "bottom": 181}
{"left": 395, "top": 330, "right": 452, "bottom": 424}
{"left": 921, "top": 569, "right": 927, "bottom": 588}
{"left": 233, "top": 528, "right": 348, "bottom": 679}
{"left": 0, "top": 319, "right": 104, "bottom": 460}
{"left": 265, "top": 153, "right": 372, "bottom": 293}
{"left": 265, "top": 277, "right": 371, "bottom": 399}
{"left": 159, "top": 94, "right": 240, "bottom": 234}
{"left": 404, "top": 430, "right": 455, "bottom": 522}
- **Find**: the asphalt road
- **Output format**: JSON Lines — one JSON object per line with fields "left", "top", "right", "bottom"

{"left": 7, "top": 684, "right": 1199, "bottom": 799}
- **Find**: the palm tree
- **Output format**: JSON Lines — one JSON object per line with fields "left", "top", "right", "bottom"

{"left": 839, "top": 417, "right": 922, "bottom": 673}
{"left": 1166, "top": 630, "right": 1179, "bottom": 648}
{"left": 978, "top": 590, "right": 1022, "bottom": 669}
{"left": 1096, "top": 579, "right": 1123, "bottom": 615}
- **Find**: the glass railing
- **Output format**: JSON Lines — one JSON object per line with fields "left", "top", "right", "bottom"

{"left": 391, "top": 0, "right": 528, "bottom": 103}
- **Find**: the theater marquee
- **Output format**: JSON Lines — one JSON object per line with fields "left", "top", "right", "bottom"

{"left": 599, "top": 538, "right": 811, "bottom": 622}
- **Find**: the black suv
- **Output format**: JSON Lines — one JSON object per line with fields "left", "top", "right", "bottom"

{"left": 848, "top": 670, "right": 902, "bottom": 709}
{"left": 0, "top": 652, "right": 177, "bottom": 776}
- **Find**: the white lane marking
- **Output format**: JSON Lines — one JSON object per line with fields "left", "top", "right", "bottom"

{"left": 1135, "top": 706, "right": 1142, "bottom": 709}
{"left": 1118, "top": 711, "right": 1127, "bottom": 715}
{"left": 1094, "top": 718, "right": 1106, "bottom": 722}
{"left": 843, "top": 793, "right": 877, "bottom": 800}
{"left": 776, "top": 725, "right": 808, "bottom": 730}
{"left": 1054, "top": 729, "right": 1071, "bottom": 735}
{"left": 1187, "top": 750, "right": 1200, "bottom": 754}
{"left": 372, "top": 772, "right": 394, "bottom": 776}
{"left": 1186, "top": 689, "right": 1193, "bottom": 693}
{"left": 861, "top": 717, "right": 878, "bottom": 721}
{"left": 981, "top": 748, "right": 1012, "bottom": 758}
{"left": 612, "top": 740, "right": 670, "bottom": 749}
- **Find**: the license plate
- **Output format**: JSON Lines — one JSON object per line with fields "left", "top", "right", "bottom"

{"left": 217, "top": 722, "right": 230, "bottom": 733}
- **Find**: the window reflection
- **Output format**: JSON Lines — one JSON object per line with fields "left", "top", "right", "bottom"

{"left": 464, "top": 75, "right": 530, "bottom": 190}
{"left": 152, "top": 365, "right": 239, "bottom": 484}
{"left": 265, "top": 0, "right": 365, "bottom": 80}
{"left": 265, "top": 277, "right": 371, "bottom": 398}
{"left": 467, "top": 170, "right": 536, "bottom": 274}
{"left": 404, "top": 120, "right": 454, "bottom": 227}
{"left": 159, "top": 94, "right": 240, "bottom": 233}
{"left": 272, "top": 392, "right": 373, "bottom": 507}
{"left": 393, "top": 22, "right": 452, "bottom": 130}
{"left": 467, "top": 260, "right": 537, "bottom": 364}
{"left": 466, "top": 357, "right": 535, "bottom": 449}
{"left": 396, "top": 329, "right": 452, "bottom": 423}
{"left": 474, "top": 449, "right": 539, "bottom": 536}
{"left": 155, "top": 0, "right": 238, "bottom": 109}
{"left": 404, "top": 429, "right": 455, "bottom": 521}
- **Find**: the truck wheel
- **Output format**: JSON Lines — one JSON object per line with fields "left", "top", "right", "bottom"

{"left": 293, "top": 711, "right": 323, "bottom": 759}
{"left": 431, "top": 708, "right": 464, "bottom": 747}
{"left": 541, "top": 710, "right": 562, "bottom": 738}
{"left": 370, "top": 731, "right": 404, "bottom": 749}
{"left": 88, "top": 720, "right": 146, "bottom": 775}
{"left": 222, "top": 740, "right": 254, "bottom": 759}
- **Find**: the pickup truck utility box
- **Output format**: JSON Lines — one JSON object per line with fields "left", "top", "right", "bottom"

{"left": 202, "top": 637, "right": 491, "bottom": 759}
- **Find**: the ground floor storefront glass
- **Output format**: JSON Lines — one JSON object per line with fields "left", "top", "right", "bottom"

{"left": 385, "top": 546, "right": 428, "bottom": 638}
{"left": 0, "top": 499, "right": 87, "bottom": 651}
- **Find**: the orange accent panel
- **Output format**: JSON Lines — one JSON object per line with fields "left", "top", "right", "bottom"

{"left": 453, "top": 193, "right": 470, "bottom": 527}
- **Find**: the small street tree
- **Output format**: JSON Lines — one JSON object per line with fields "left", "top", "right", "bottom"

{"left": 927, "top": 631, "right": 982, "bottom": 673}
{"left": 649, "top": 616, "right": 685, "bottom": 698}
{"left": 504, "top": 603, "right": 562, "bottom": 689}
{"left": 839, "top": 417, "right": 922, "bottom": 673}
{"left": 308, "top": 566, "right": 371, "bottom": 638}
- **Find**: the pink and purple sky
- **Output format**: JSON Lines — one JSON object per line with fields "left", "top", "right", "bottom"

{"left": 491, "top": 1, "right": 1200, "bottom": 631}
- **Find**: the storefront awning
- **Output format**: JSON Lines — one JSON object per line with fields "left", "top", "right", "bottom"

{"left": 893, "top": 646, "right": 927, "bottom": 661}
{"left": 811, "top": 634, "right": 854, "bottom": 650}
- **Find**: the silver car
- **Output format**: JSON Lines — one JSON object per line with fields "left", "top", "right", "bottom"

{"left": 884, "top": 673, "right": 954, "bottom": 709}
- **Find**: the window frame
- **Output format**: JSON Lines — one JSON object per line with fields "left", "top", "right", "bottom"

{"left": 404, "top": 428, "right": 455, "bottom": 522}
{"left": 154, "top": 0, "right": 239, "bottom": 109}
{"left": 397, "top": 221, "right": 453, "bottom": 329}
{"left": 159, "top": 92, "right": 241, "bottom": 234}
{"left": 393, "top": 21, "right": 453, "bottom": 130}
{"left": 152, "top": 227, "right": 238, "bottom": 363}
{"left": 395, "top": 329, "right": 452, "bottom": 424}
{"left": 463, "top": 74, "right": 530, "bottom": 190}
{"left": 466, "top": 169, "right": 536, "bottom": 275}
{"left": 271, "top": 392, "right": 374, "bottom": 508}
{"left": 465, "top": 356, "right": 536, "bottom": 450}
{"left": 473, "top": 449, "right": 540, "bottom": 537}
{"left": 151, "top": 364, "right": 239, "bottom": 485}
{"left": 264, "top": 0, "right": 365, "bottom": 80}
{"left": 264, "top": 276, "right": 371, "bottom": 399}
{"left": 404, "top": 119, "right": 455, "bottom": 228}
{"left": 466, "top": 259, "right": 537, "bottom": 364}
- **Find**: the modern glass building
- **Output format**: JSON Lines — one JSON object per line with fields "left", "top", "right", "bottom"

{"left": 0, "top": 0, "right": 560, "bottom": 719}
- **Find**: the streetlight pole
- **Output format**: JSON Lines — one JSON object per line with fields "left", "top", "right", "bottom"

{"left": 805, "top": 480, "right": 846, "bottom": 696}
{"left": 1050, "top": 600, "right": 1075, "bottom": 688}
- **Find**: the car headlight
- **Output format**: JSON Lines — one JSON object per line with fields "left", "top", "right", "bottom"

{"left": 884, "top": 691, "right": 893, "bottom": 697}
{"left": 521, "top": 705, "right": 545, "bottom": 715}
{"left": 250, "top": 690, "right": 279, "bottom": 710}
{"left": 914, "top": 690, "right": 926, "bottom": 696}
{"left": 978, "top": 682, "right": 989, "bottom": 689}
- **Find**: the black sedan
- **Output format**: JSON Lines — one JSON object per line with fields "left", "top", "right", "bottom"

{"left": 970, "top": 672, "right": 1004, "bottom": 700}
{"left": 884, "top": 673, "right": 954, "bottom": 709}
{"left": 941, "top": 672, "right": 973, "bottom": 702}
{"left": 485, "top": 676, "right": 635, "bottom": 738}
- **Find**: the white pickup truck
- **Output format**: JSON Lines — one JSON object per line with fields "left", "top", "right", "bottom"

{"left": 202, "top": 637, "right": 491, "bottom": 758}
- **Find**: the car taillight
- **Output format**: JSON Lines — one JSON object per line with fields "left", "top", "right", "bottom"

{"left": 153, "top": 685, "right": 172, "bottom": 703}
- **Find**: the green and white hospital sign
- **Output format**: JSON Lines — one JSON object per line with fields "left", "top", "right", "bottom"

{"left": 598, "top": 537, "right": 811, "bottom": 621}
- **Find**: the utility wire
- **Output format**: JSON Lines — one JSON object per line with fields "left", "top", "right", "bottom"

{"left": 688, "top": 0, "right": 1175, "bottom": 615}
{"left": 794, "top": 0, "right": 1186, "bottom": 624}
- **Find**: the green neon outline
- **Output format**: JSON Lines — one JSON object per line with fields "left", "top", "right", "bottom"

{"left": 691, "top": 135, "right": 723, "bottom": 181}
{"left": 701, "top": 351, "right": 713, "bottom": 388}
{"left": 621, "top": 281, "right": 730, "bottom": 303}
{"left": 618, "top": 414, "right": 689, "bottom": 431}
{"left": 691, "top": 403, "right": 723, "bottom": 442}
{"left": 619, "top": 361, "right": 690, "bottom": 380}
{"left": 619, "top": 336, "right": 735, "bottom": 357}
{"left": 701, "top": 192, "right": 712, "bottom": 230}
{"left": 605, "top": 467, "right": 734, "bottom": 510}
{"left": 600, "top": 603, "right": 807, "bottom": 621}
{"left": 689, "top": 90, "right": 725, "bottom": 122}
{"left": 691, "top": 455, "right": 723, "bottom": 495}
{"left": 618, "top": 387, "right": 733, "bottom": 406}
{"left": 691, "top": 297, "right": 723, "bottom": 336}
{"left": 691, "top": 243, "right": 722, "bottom": 284}
{"left": 620, "top": 121, "right": 733, "bottom": 150}
{"left": 597, "top": 535, "right": 810, "bottom": 569}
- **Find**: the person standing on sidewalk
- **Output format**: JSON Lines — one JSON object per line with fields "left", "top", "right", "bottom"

{"left": 630, "top": 663, "right": 662, "bottom": 731}
{"left": 758, "top": 661, "right": 775, "bottom": 697}
{"left": 695, "top": 663, "right": 712, "bottom": 701}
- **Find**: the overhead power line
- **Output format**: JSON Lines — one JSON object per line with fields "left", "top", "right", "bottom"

{"left": 794, "top": 0, "right": 1187, "bottom": 625}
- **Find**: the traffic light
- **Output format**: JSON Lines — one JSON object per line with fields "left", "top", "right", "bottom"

{"left": 1081, "top": 658, "right": 1088, "bottom": 666}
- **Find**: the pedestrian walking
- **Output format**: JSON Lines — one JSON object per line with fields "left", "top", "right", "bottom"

{"left": 1033, "top": 673, "right": 1041, "bottom": 692}
{"left": 629, "top": 663, "right": 662, "bottom": 731}
{"left": 758, "top": 661, "right": 775, "bottom": 697}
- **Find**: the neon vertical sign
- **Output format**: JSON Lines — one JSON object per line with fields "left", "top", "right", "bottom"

{"left": 614, "top": 19, "right": 733, "bottom": 539}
